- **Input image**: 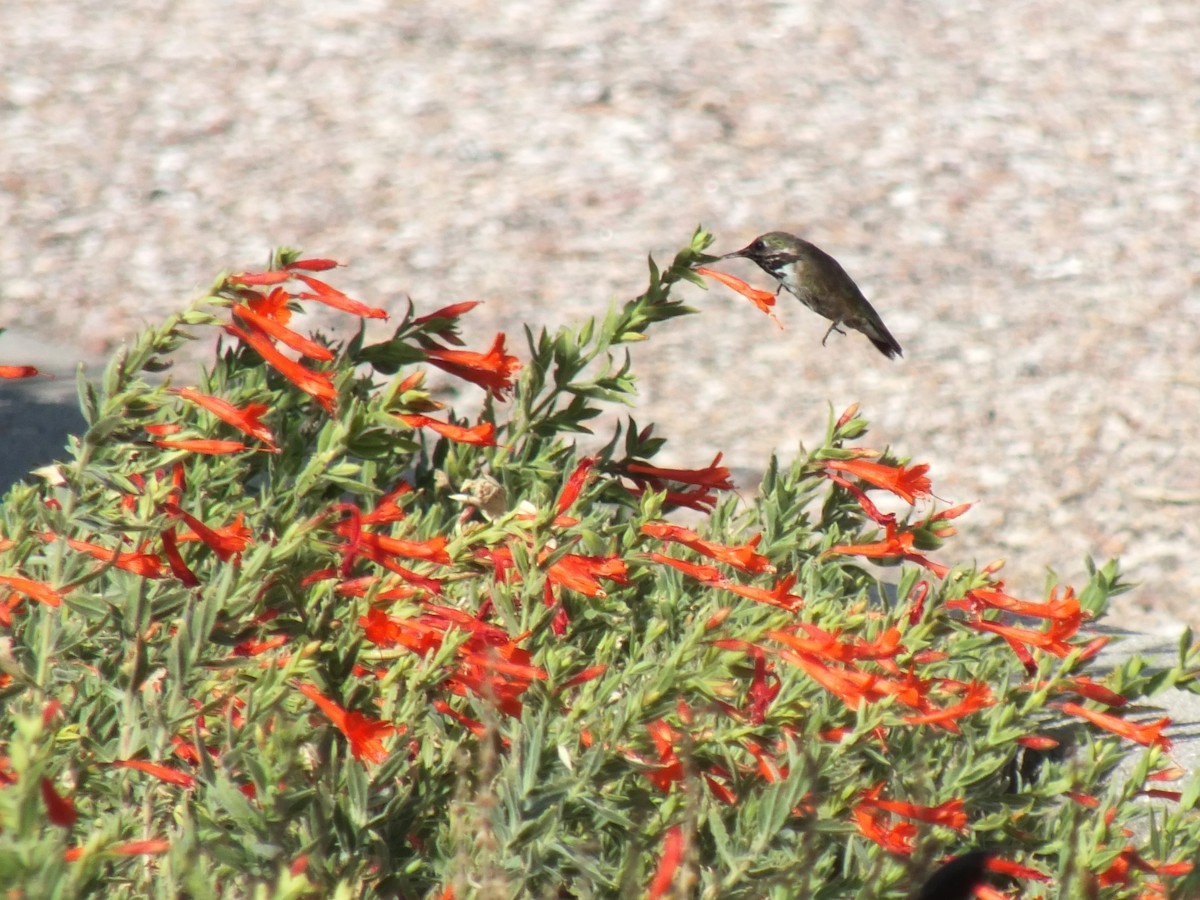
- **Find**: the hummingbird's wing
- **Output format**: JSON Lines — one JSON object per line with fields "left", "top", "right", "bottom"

{"left": 803, "top": 241, "right": 903, "bottom": 359}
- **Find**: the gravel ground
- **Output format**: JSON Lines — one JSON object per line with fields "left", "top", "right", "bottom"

{"left": 2, "top": 0, "right": 1198, "bottom": 633}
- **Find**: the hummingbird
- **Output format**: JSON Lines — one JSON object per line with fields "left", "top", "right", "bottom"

{"left": 914, "top": 850, "right": 992, "bottom": 900}
{"left": 721, "top": 231, "right": 903, "bottom": 359}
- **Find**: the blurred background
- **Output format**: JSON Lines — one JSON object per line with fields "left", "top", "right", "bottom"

{"left": 2, "top": 0, "right": 1197, "bottom": 631}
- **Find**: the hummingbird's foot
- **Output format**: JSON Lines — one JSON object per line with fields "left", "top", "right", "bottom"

{"left": 821, "top": 322, "right": 846, "bottom": 346}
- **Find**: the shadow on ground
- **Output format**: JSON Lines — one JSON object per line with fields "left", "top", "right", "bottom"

{"left": 0, "top": 380, "right": 86, "bottom": 493}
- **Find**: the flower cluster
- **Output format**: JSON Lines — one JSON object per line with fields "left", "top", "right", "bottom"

{"left": 0, "top": 234, "right": 1197, "bottom": 898}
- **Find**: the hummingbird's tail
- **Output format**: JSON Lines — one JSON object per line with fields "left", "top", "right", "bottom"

{"left": 867, "top": 328, "right": 903, "bottom": 360}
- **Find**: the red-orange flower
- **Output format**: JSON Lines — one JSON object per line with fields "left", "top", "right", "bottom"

{"left": 647, "top": 825, "right": 685, "bottom": 900}
{"left": 858, "top": 783, "right": 968, "bottom": 830}
{"left": 695, "top": 266, "right": 781, "bottom": 324}
{"left": 226, "top": 322, "right": 337, "bottom": 413}
{"left": 332, "top": 520, "right": 451, "bottom": 565}
{"left": 396, "top": 413, "right": 498, "bottom": 446}
{"left": 544, "top": 552, "right": 629, "bottom": 597}
{"left": 851, "top": 805, "right": 916, "bottom": 855}
{"left": 640, "top": 522, "right": 771, "bottom": 574}
{"left": 830, "top": 521, "right": 949, "bottom": 577}
{"left": 825, "top": 458, "right": 932, "bottom": 504}
{"left": 293, "top": 273, "right": 389, "bottom": 319}
{"left": 902, "top": 681, "right": 994, "bottom": 730}
{"left": 0, "top": 574, "right": 63, "bottom": 607}
{"left": 296, "top": 682, "right": 395, "bottom": 764}
{"left": 647, "top": 552, "right": 723, "bottom": 584}
{"left": 41, "top": 777, "right": 77, "bottom": 827}
{"left": 0, "top": 365, "right": 42, "bottom": 379}
{"left": 424, "top": 333, "right": 521, "bottom": 399}
{"left": 412, "top": 300, "right": 482, "bottom": 331}
{"left": 247, "top": 284, "right": 293, "bottom": 323}
{"left": 232, "top": 299, "right": 334, "bottom": 362}
{"left": 177, "top": 386, "right": 277, "bottom": 449}
{"left": 112, "top": 759, "right": 196, "bottom": 788}
{"left": 110, "top": 838, "right": 171, "bottom": 856}
{"left": 719, "top": 573, "right": 804, "bottom": 611}
{"left": 53, "top": 534, "right": 164, "bottom": 579}
{"left": 556, "top": 457, "right": 596, "bottom": 514}
{"left": 970, "top": 613, "right": 1085, "bottom": 659}
{"left": 1060, "top": 702, "right": 1172, "bottom": 750}
{"left": 152, "top": 438, "right": 252, "bottom": 454}
{"left": 161, "top": 527, "right": 200, "bottom": 587}
{"left": 230, "top": 270, "right": 290, "bottom": 286}
{"left": 623, "top": 454, "right": 734, "bottom": 491}
{"left": 361, "top": 484, "right": 411, "bottom": 524}
{"left": 433, "top": 699, "right": 488, "bottom": 738}
{"left": 164, "top": 505, "right": 252, "bottom": 562}
{"left": 285, "top": 258, "right": 340, "bottom": 272}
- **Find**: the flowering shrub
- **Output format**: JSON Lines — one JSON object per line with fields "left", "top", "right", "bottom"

{"left": 0, "top": 231, "right": 1198, "bottom": 898}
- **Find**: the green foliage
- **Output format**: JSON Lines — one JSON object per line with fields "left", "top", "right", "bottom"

{"left": 0, "top": 232, "right": 1198, "bottom": 898}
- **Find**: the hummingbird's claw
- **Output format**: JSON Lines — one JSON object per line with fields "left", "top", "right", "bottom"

{"left": 821, "top": 322, "right": 846, "bottom": 346}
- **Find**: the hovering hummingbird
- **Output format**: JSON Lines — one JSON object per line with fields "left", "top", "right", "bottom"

{"left": 915, "top": 850, "right": 992, "bottom": 900}
{"left": 721, "top": 231, "right": 903, "bottom": 359}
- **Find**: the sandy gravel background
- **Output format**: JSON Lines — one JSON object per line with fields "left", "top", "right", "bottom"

{"left": 2, "top": 0, "right": 1198, "bottom": 633}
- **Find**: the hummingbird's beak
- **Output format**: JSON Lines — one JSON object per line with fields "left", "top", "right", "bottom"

{"left": 718, "top": 247, "right": 748, "bottom": 261}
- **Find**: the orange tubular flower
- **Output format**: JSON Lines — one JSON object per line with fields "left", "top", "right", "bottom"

{"left": 177, "top": 386, "right": 277, "bottom": 448}
{"left": 859, "top": 783, "right": 968, "bottom": 830}
{"left": 293, "top": 273, "right": 389, "bottom": 319}
{"left": 641, "top": 720, "right": 685, "bottom": 792}
{"left": 626, "top": 482, "right": 721, "bottom": 512}
{"left": 556, "top": 457, "right": 596, "bottom": 514}
{"left": 361, "top": 484, "right": 411, "bottom": 524}
{"left": 296, "top": 682, "right": 395, "bottom": 764}
{"left": 774, "top": 652, "right": 885, "bottom": 710}
{"left": 851, "top": 805, "right": 916, "bottom": 855}
{"left": 230, "top": 270, "right": 291, "bottom": 286}
{"left": 544, "top": 552, "right": 629, "bottom": 597}
{"left": 640, "top": 522, "right": 772, "bottom": 574}
{"left": 232, "top": 300, "right": 335, "bottom": 362}
{"left": 1060, "top": 702, "right": 1172, "bottom": 750}
{"left": 433, "top": 699, "right": 488, "bottom": 739}
{"left": 902, "top": 682, "right": 994, "bottom": 730}
{"left": 718, "top": 573, "right": 804, "bottom": 611}
{"left": 623, "top": 453, "right": 735, "bottom": 491}
{"left": 965, "top": 583, "right": 1083, "bottom": 623}
{"left": 152, "top": 438, "right": 252, "bottom": 454}
{"left": 164, "top": 505, "right": 252, "bottom": 562}
{"left": 332, "top": 521, "right": 451, "bottom": 565}
{"left": 112, "top": 759, "right": 196, "bottom": 788}
{"left": 647, "top": 826, "right": 685, "bottom": 900}
{"left": 970, "top": 612, "right": 1084, "bottom": 659}
{"left": 247, "top": 284, "right": 293, "bottom": 322}
{"left": 647, "top": 552, "right": 724, "bottom": 583}
{"left": 424, "top": 333, "right": 521, "bottom": 399}
{"left": 396, "top": 413, "right": 498, "bottom": 446}
{"left": 109, "top": 838, "right": 172, "bottom": 856}
{"left": 412, "top": 300, "right": 482, "bottom": 329}
{"left": 0, "top": 574, "right": 64, "bottom": 607}
{"left": 41, "top": 777, "right": 78, "bottom": 827}
{"left": 830, "top": 521, "right": 949, "bottom": 577}
{"left": 54, "top": 535, "right": 165, "bottom": 579}
{"left": 284, "top": 258, "right": 339, "bottom": 272}
{"left": 694, "top": 266, "right": 781, "bottom": 324}
{"left": 0, "top": 365, "right": 42, "bottom": 379}
{"left": 768, "top": 624, "right": 901, "bottom": 664}
{"left": 825, "top": 458, "right": 932, "bottom": 504}
{"left": 161, "top": 527, "right": 200, "bottom": 587}
{"left": 225, "top": 322, "right": 337, "bottom": 413}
